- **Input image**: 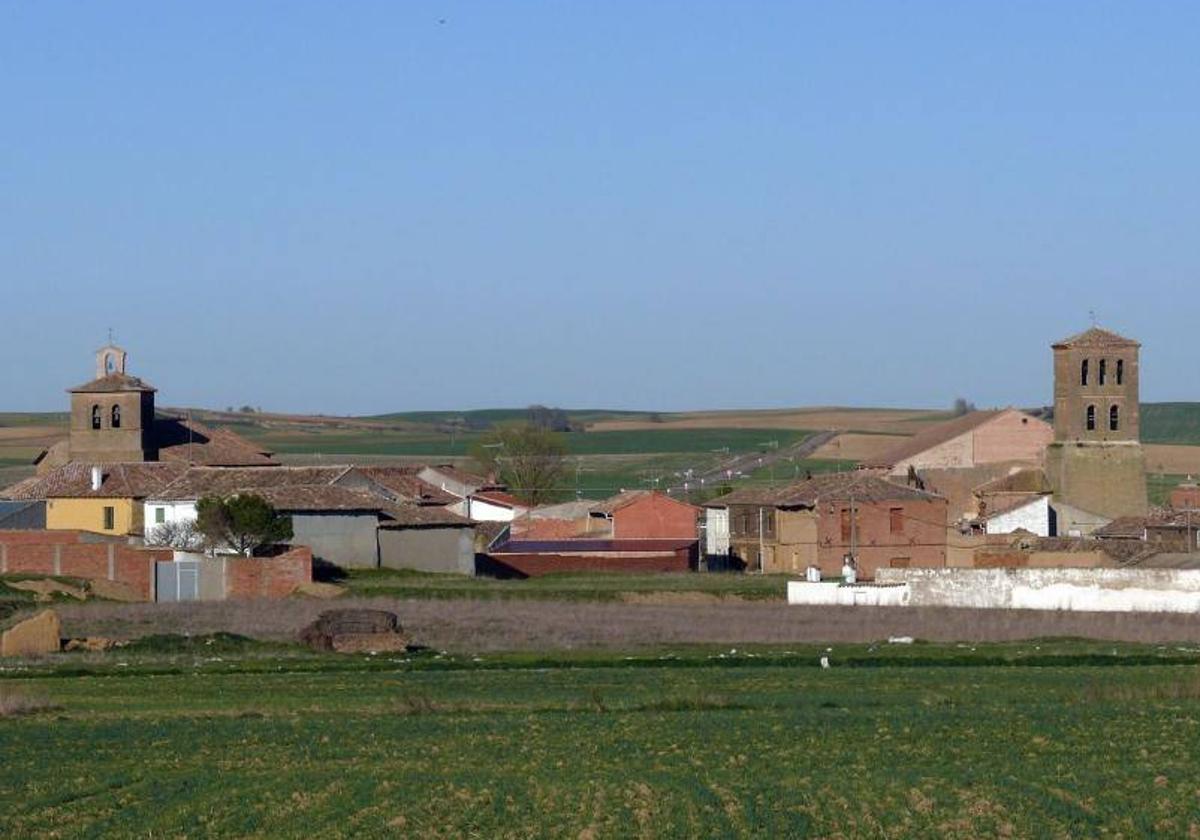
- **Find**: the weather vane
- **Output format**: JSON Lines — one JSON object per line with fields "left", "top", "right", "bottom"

{"left": 107, "top": 327, "right": 115, "bottom": 345}
{"left": 1088, "top": 310, "right": 1097, "bottom": 327}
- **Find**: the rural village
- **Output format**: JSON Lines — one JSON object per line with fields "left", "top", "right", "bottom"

{"left": 1, "top": 328, "right": 1195, "bottom": 613}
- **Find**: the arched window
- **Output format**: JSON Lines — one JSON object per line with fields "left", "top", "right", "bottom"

{"left": 91, "top": 405, "right": 101, "bottom": 430}
{"left": 1116, "top": 359, "right": 1124, "bottom": 385}
{"left": 1086, "top": 405, "right": 1096, "bottom": 431}
{"left": 1110, "top": 405, "right": 1120, "bottom": 432}
{"left": 1099, "top": 359, "right": 1107, "bottom": 386}
{"left": 1081, "top": 359, "right": 1089, "bottom": 386}
{"left": 111, "top": 404, "right": 121, "bottom": 429}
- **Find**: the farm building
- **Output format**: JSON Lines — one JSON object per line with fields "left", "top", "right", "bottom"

{"left": 706, "top": 473, "right": 949, "bottom": 579}
{"left": 485, "top": 538, "right": 698, "bottom": 577}
{"left": 862, "top": 409, "right": 1052, "bottom": 477}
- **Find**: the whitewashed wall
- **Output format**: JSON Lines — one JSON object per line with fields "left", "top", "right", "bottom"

{"left": 143, "top": 500, "right": 198, "bottom": 530}
{"left": 787, "top": 582, "right": 911, "bottom": 607}
{"left": 705, "top": 508, "right": 729, "bottom": 555}
{"left": 985, "top": 496, "right": 1050, "bottom": 537}
{"left": 453, "top": 496, "right": 520, "bottom": 523}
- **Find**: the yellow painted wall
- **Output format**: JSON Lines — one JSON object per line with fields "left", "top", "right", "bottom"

{"left": 46, "top": 497, "right": 139, "bottom": 535}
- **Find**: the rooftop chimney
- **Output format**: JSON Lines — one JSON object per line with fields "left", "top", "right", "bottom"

{"left": 91, "top": 466, "right": 103, "bottom": 491}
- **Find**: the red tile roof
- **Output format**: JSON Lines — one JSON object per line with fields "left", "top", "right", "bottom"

{"left": 2, "top": 462, "right": 187, "bottom": 500}
{"left": 706, "top": 472, "right": 943, "bottom": 509}
{"left": 69, "top": 373, "right": 157, "bottom": 393}
{"left": 350, "top": 466, "right": 458, "bottom": 506}
{"left": 1052, "top": 327, "right": 1140, "bottom": 349}
{"left": 151, "top": 466, "right": 353, "bottom": 500}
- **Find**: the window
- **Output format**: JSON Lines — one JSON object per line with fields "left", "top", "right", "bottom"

{"left": 1110, "top": 405, "right": 1120, "bottom": 432}
{"left": 155, "top": 507, "right": 166, "bottom": 524}
{"left": 102, "top": 506, "right": 115, "bottom": 531}
{"left": 764, "top": 510, "right": 775, "bottom": 536}
{"left": 1081, "top": 359, "right": 1089, "bottom": 386}
{"left": 1116, "top": 359, "right": 1124, "bottom": 385}
{"left": 91, "top": 405, "right": 101, "bottom": 430}
{"left": 111, "top": 404, "right": 121, "bottom": 429}
{"left": 1086, "top": 405, "right": 1096, "bottom": 431}
{"left": 1098, "top": 359, "right": 1107, "bottom": 386}
{"left": 889, "top": 507, "right": 904, "bottom": 534}
{"left": 840, "top": 508, "right": 852, "bottom": 542}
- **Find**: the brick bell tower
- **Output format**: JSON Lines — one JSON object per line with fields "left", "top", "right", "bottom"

{"left": 67, "top": 344, "right": 158, "bottom": 464}
{"left": 1045, "top": 327, "right": 1147, "bottom": 523}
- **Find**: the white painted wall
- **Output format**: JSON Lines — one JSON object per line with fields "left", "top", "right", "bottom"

{"left": 452, "top": 496, "right": 522, "bottom": 523}
{"left": 876, "top": 567, "right": 1200, "bottom": 614}
{"left": 787, "top": 581, "right": 911, "bottom": 607}
{"left": 143, "top": 500, "right": 198, "bottom": 530}
{"left": 705, "top": 508, "right": 730, "bottom": 555}
{"left": 984, "top": 496, "right": 1050, "bottom": 537}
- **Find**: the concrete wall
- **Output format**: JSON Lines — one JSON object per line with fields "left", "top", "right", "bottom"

{"left": 877, "top": 566, "right": 1200, "bottom": 613}
{"left": 289, "top": 513, "right": 380, "bottom": 569}
{"left": 379, "top": 526, "right": 475, "bottom": 574}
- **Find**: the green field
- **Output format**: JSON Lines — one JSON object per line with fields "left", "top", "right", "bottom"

{"left": 1142, "top": 403, "right": 1200, "bottom": 445}
{"left": 4, "top": 642, "right": 1200, "bottom": 837}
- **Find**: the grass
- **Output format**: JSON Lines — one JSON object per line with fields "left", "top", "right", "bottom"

{"left": 340, "top": 569, "right": 790, "bottom": 601}
{"left": 4, "top": 643, "right": 1200, "bottom": 836}
{"left": 1148, "top": 472, "right": 1189, "bottom": 506}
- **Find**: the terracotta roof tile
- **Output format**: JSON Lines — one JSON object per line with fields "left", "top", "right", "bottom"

{"left": 1052, "top": 327, "right": 1140, "bottom": 349}
{"left": 706, "top": 473, "right": 942, "bottom": 508}
{"left": 350, "top": 467, "right": 458, "bottom": 506}
{"left": 2, "top": 462, "right": 187, "bottom": 500}
{"left": 150, "top": 466, "right": 352, "bottom": 500}
{"left": 69, "top": 373, "right": 157, "bottom": 393}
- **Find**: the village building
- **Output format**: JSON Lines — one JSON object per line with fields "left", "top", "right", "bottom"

{"left": 586, "top": 490, "right": 701, "bottom": 540}
{"left": 863, "top": 409, "right": 1053, "bottom": 477}
{"left": 707, "top": 473, "right": 948, "bottom": 579}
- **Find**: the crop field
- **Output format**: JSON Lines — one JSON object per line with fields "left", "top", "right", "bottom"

{"left": 4, "top": 643, "right": 1200, "bottom": 837}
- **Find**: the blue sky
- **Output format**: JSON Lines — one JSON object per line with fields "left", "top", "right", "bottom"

{"left": 2, "top": 2, "right": 1197, "bottom": 414}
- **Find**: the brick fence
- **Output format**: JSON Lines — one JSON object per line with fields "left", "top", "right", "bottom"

{"left": 0, "top": 529, "right": 170, "bottom": 599}
{"left": 224, "top": 547, "right": 313, "bottom": 599}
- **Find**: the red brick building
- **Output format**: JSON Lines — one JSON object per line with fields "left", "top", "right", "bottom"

{"left": 591, "top": 491, "right": 701, "bottom": 540}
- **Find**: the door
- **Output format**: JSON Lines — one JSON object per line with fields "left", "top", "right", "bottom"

{"left": 156, "top": 560, "right": 200, "bottom": 602}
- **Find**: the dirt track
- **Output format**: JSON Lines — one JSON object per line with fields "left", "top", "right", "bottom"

{"left": 56, "top": 598, "right": 1200, "bottom": 652}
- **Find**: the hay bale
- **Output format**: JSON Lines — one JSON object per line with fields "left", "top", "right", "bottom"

{"left": 299, "top": 609, "right": 406, "bottom": 652}
{"left": 1, "top": 610, "right": 61, "bottom": 657}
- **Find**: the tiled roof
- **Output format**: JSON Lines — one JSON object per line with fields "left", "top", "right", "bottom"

{"left": 378, "top": 505, "right": 473, "bottom": 528}
{"left": 862, "top": 410, "right": 1006, "bottom": 468}
{"left": 1093, "top": 516, "right": 1149, "bottom": 539}
{"left": 154, "top": 418, "right": 277, "bottom": 466}
{"left": 707, "top": 472, "right": 942, "bottom": 509}
{"left": 1, "top": 462, "right": 187, "bottom": 500}
{"left": 974, "top": 468, "right": 1051, "bottom": 495}
{"left": 525, "top": 500, "right": 600, "bottom": 520}
{"left": 251, "top": 485, "right": 395, "bottom": 513}
{"left": 977, "top": 493, "right": 1046, "bottom": 520}
{"left": 421, "top": 464, "right": 499, "bottom": 491}
{"left": 590, "top": 490, "right": 700, "bottom": 516}
{"left": 150, "top": 466, "right": 353, "bottom": 500}
{"left": 473, "top": 490, "right": 527, "bottom": 509}
{"left": 1052, "top": 327, "right": 1140, "bottom": 349}
{"left": 350, "top": 466, "right": 458, "bottom": 506}
{"left": 69, "top": 373, "right": 157, "bottom": 393}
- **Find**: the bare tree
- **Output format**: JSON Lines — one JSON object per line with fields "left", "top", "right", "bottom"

{"left": 471, "top": 423, "right": 568, "bottom": 506}
{"left": 147, "top": 519, "right": 204, "bottom": 551}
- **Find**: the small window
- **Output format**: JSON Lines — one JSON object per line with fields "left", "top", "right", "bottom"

{"left": 1116, "top": 359, "right": 1124, "bottom": 385}
{"left": 111, "top": 404, "right": 121, "bottom": 429}
{"left": 1086, "top": 405, "right": 1096, "bottom": 431}
{"left": 102, "top": 506, "right": 115, "bottom": 531}
{"left": 1110, "top": 405, "right": 1120, "bottom": 432}
{"left": 91, "top": 405, "right": 101, "bottom": 430}
{"left": 1081, "top": 359, "right": 1089, "bottom": 386}
{"left": 155, "top": 507, "right": 166, "bottom": 524}
{"left": 1099, "top": 359, "right": 1107, "bottom": 386}
{"left": 889, "top": 507, "right": 904, "bottom": 534}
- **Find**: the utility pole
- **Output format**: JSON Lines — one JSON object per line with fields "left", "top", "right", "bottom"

{"left": 758, "top": 505, "right": 766, "bottom": 574}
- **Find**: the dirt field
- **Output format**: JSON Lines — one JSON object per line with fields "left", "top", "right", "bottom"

{"left": 811, "top": 432, "right": 910, "bottom": 461}
{"left": 55, "top": 598, "right": 1200, "bottom": 651}
{"left": 587, "top": 407, "right": 944, "bottom": 434}
{"left": 1144, "top": 444, "right": 1200, "bottom": 477}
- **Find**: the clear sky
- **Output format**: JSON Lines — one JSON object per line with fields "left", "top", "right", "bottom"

{"left": 2, "top": 2, "right": 1197, "bottom": 414}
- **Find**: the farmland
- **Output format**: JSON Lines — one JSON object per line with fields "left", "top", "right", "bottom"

{"left": 5, "top": 642, "right": 1200, "bottom": 837}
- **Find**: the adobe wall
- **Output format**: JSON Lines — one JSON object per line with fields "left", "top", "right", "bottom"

{"left": 1045, "top": 442, "right": 1148, "bottom": 519}
{"left": 815, "top": 498, "right": 949, "bottom": 580}
{"left": 487, "top": 547, "right": 694, "bottom": 577}
{"left": 972, "top": 412, "right": 1053, "bottom": 465}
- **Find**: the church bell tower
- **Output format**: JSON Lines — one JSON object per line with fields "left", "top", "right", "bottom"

{"left": 66, "top": 344, "right": 158, "bottom": 464}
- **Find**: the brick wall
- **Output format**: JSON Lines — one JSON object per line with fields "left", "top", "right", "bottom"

{"left": 815, "top": 498, "right": 949, "bottom": 581}
{"left": 487, "top": 546, "right": 694, "bottom": 577}
{"left": 611, "top": 494, "right": 700, "bottom": 540}
{"left": 0, "top": 530, "right": 170, "bottom": 599}
{"left": 223, "top": 547, "right": 312, "bottom": 599}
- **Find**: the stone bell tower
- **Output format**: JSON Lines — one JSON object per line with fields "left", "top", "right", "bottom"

{"left": 66, "top": 344, "right": 158, "bottom": 464}
{"left": 1045, "top": 327, "right": 1147, "bottom": 521}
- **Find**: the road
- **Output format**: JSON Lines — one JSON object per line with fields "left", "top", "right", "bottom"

{"left": 666, "top": 429, "right": 840, "bottom": 495}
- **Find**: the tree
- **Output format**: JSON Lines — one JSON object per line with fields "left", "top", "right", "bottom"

{"left": 195, "top": 494, "right": 293, "bottom": 556}
{"left": 951, "top": 397, "right": 976, "bottom": 416}
{"left": 527, "top": 404, "right": 572, "bottom": 432}
{"left": 147, "top": 519, "right": 203, "bottom": 551}
{"left": 470, "top": 423, "right": 568, "bottom": 506}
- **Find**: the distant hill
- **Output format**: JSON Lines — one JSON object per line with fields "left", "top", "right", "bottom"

{"left": 1141, "top": 403, "right": 1200, "bottom": 445}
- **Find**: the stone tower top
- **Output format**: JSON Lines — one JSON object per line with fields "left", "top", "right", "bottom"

{"left": 1051, "top": 326, "right": 1140, "bottom": 443}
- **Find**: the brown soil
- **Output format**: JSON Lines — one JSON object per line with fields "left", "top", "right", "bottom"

{"left": 1144, "top": 445, "right": 1200, "bottom": 476}
{"left": 812, "top": 433, "right": 910, "bottom": 461}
